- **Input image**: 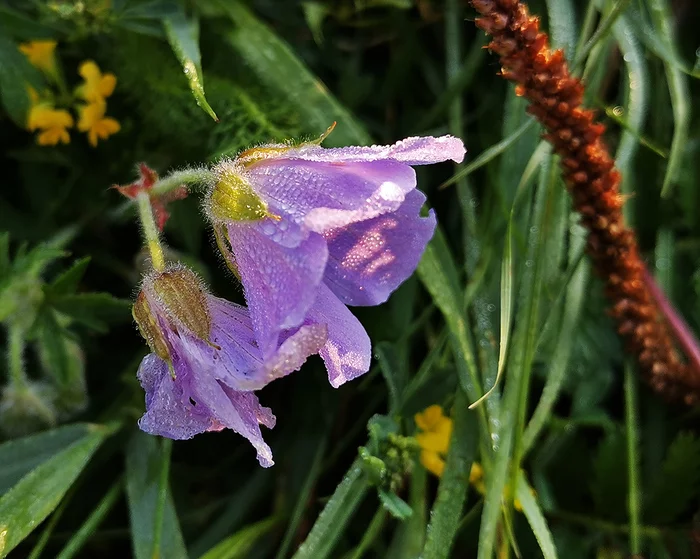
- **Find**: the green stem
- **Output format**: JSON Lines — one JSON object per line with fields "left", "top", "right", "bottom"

{"left": 150, "top": 168, "right": 214, "bottom": 198}
{"left": 624, "top": 363, "right": 642, "bottom": 555}
{"left": 345, "top": 508, "right": 386, "bottom": 559}
{"left": 136, "top": 192, "right": 165, "bottom": 272}
{"left": 7, "top": 325, "right": 27, "bottom": 388}
{"left": 56, "top": 478, "right": 124, "bottom": 559}
{"left": 151, "top": 438, "right": 173, "bottom": 559}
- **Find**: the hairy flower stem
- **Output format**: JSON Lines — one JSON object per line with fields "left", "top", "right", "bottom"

{"left": 469, "top": 0, "right": 700, "bottom": 402}
{"left": 7, "top": 325, "right": 27, "bottom": 389}
{"left": 150, "top": 167, "right": 214, "bottom": 198}
{"left": 136, "top": 191, "right": 165, "bottom": 272}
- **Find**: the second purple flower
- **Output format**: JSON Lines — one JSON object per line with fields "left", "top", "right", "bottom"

{"left": 206, "top": 134, "right": 465, "bottom": 387}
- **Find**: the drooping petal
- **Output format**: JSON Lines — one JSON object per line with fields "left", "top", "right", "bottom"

{"left": 246, "top": 159, "right": 417, "bottom": 232}
{"left": 206, "top": 295, "right": 327, "bottom": 390}
{"left": 305, "top": 283, "right": 371, "bottom": 388}
{"left": 186, "top": 365, "right": 276, "bottom": 467}
{"left": 281, "top": 135, "right": 466, "bottom": 165}
{"left": 224, "top": 218, "right": 328, "bottom": 355}
{"left": 323, "top": 189, "right": 436, "bottom": 306}
{"left": 137, "top": 353, "right": 215, "bottom": 440}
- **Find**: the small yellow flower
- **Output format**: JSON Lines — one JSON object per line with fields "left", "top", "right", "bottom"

{"left": 77, "top": 101, "right": 120, "bottom": 146}
{"left": 27, "top": 104, "right": 73, "bottom": 146}
{"left": 19, "top": 40, "right": 58, "bottom": 75}
{"left": 414, "top": 404, "right": 532, "bottom": 512}
{"left": 415, "top": 405, "right": 452, "bottom": 477}
{"left": 77, "top": 60, "right": 116, "bottom": 102}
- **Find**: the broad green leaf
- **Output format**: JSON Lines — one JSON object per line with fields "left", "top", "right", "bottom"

{"left": 163, "top": 9, "right": 218, "bottom": 121}
{"left": 646, "top": 432, "right": 700, "bottom": 524}
{"left": 0, "top": 424, "right": 112, "bottom": 556}
{"left": 0, "top": 5, "right": 64, "bottom": 39}
{"left": 51, "top": 292, "right": 131, "bottom": 332}
{"left": 199, "top": 517, "right": 277, "bottom": 559}
{"left": 0, "top": 423, "right": 96, "bottom": 494}
{"left": 219, "top": 1, "right": 371, "bottom": 147}
{"left": 515, "top": 471, "right": 557, "bottom": 559}
{"left": 126, "top": 432, "right": 187, "bottom": 559}
{"left": 422, "top": 389, "right": 476, "bottom": 559}
{"left": 47, "top": 257, "right": 91, "bottom": 297}
{"left": 0, "top": 31, "right": 42, "bottom": 126}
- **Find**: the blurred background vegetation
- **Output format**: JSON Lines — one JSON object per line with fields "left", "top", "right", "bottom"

{"left": 1, "top": 0, "right": 700, "bottom": 557}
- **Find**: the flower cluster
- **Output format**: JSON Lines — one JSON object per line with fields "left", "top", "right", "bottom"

{"left": 20, "top": 40, "right": 120, "bottom": 147}
{"left": 127, "top": 134, "right": 465, "bottom": 466}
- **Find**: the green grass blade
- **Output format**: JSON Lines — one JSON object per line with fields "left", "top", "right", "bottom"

{"left": 0, "top": 424, "right": 112, "bottom": 556}
{"left": 126, "top": 432, "right": 187, "bottom": 559}
{"left": 545, "top": 0, "right": 577, "bottom": 54}
{"left": 648, "top": 0, "right": 691, "bottom": 198}
{"left": 515, "top": 471, "right": 557, "bottom": 559}
{"left": 218, "top": 1, "right": 371, "bottom": 146}
{"left": 163, "top": 9, "right": 218, "bottom": 121}
{"left": 291, "top": 458, "right": 368, "bottom": 559}
{"left": 199, "top": 517, "right": 278, "bottom": 559}
{"left": 422, "top": 389, "right": 477, "bottom": 559}
{"left": 55, "top": 478, "right": 124, "bottom": 559}
{"left": 624, "top": 363, "right": 642, "bottom": 554}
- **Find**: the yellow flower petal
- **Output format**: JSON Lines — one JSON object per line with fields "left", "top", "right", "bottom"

{"left": 19, "top": 40, "right": 57, "bottom": 74}
{"left": 37, "top": 126, "right": 70, "bottom": 146}
{"left": 415, "top": 405, "right": 446, "bottom": 431}
{"left": 420, "top": 450, "right": 445, "bottom": 478}
{"left": 416, "top": 430, "right": 450, "bottom": 454}
{"left": 469, "top": 462, "right": 484, "bottom": 484}
{"left": 78, "top": 101, "right": 119, "bottom": 146}
{"left": 78, "top": 60, "right": 117, "bottom": 102}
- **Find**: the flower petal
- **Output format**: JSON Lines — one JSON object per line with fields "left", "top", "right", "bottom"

{"left": 323, "top": 189, "right": 436, "bottom": 306}
{"left": 206, "top": 295, "right": 327, "bottom": 390}
{"left": 247, "top": 159, "right": 417, "bottom": 232}
{"left": 282, "top": 135, "right": 466, "bottom": 165}
{"left": 224, "top": 218, "right": 328, "bottom": 355}
{"left": 136, "top": 353, "right": 215, "bottom": 440}
{"left": 305, "top": 283, "right": 371, "bottom": 388}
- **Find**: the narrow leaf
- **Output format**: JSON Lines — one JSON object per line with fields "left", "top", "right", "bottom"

{"left": 163, "top": 9, "right": 218, "bottom": 121}
{"left": 126, "top": 431, "right": 187, "bottom": 559}
{"left": 198, "top": 517, "right": 277, "bottom": 559}
{"left": 515, "top": 471, "right": 557, "bottom": 559}
{"left": 48, "top": 257, "right": 91, "bottom": 296}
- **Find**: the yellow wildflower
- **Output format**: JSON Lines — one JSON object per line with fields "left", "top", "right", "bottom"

{"left": 414, "top": 405, "right": 452, "bottom": 477}
{"left": 77, "top": 60, "right": 116, "bottom": 102}
{"left": 414, "top": 405, "right": 532, "bottom": 512}
{"left": 27, "top": 104, "right": 73, "bottom": 146}
{"left": 19, "top": 40, "right": 58, "bottom": 76}
{"left": 77, "top": 100, "right": 120, "bottom": 146}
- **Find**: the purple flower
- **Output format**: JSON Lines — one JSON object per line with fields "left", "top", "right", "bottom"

{"left": 207, "top": 135, "right": 465, "bottom": 387}
{"left": 133, "top": 265, "right": 326, "bottom": 466}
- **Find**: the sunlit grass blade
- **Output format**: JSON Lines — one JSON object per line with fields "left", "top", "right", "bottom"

{"left": 0, "top": 423, "right": 113, "bottom": 556}
{"left": 163, "top": 9, "right": 218, "bottom": 122}
{"left": 422, "top": 389, "right": 477, "bottom": 559}
{"left": 515, "top": 471, "right": 557, "bottom": 559}
{"left": 544, "top": 0, "right": 577, "bottom": 54}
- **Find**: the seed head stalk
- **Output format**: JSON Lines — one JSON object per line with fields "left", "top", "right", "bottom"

{"left": 469, "top": 0, "right": 700, "bottom": 402}
{"left": 136, "top": 191, "right": 165, "bottom": 272}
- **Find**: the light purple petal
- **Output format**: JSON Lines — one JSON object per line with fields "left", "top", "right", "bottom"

{"left": 224, "top": 218, "right": 327, "bottom": 356}
{"left": 206, "top": 295, "right": 327, "bottom": 390}
{"left": 323, "top": 189, "right": 436, "bottom": 306}
{"left": 246, "top": 159, "right": 417, "bottom": 233}
{"left": 137, "top": 353, "right": 215, "bottom": 440}
{"left": 305, "top": 283, "right": 371, "bottom": 388}
{"left": 184, "top": 359, "right": 276, "bottom": 467}
{"left": 279, "top": 135, "right": 466, "bottom": 165}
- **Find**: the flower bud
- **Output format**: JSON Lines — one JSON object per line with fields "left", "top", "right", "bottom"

{"left": 133, "top": 267, "right": 212, "bottom": 361}
{"left": 209, "top": 164, "right": 270, "bottom": 222}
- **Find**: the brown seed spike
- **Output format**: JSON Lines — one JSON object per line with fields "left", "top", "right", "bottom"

{"left": 469, "top": 0, "right": 700, "bottom": 403}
